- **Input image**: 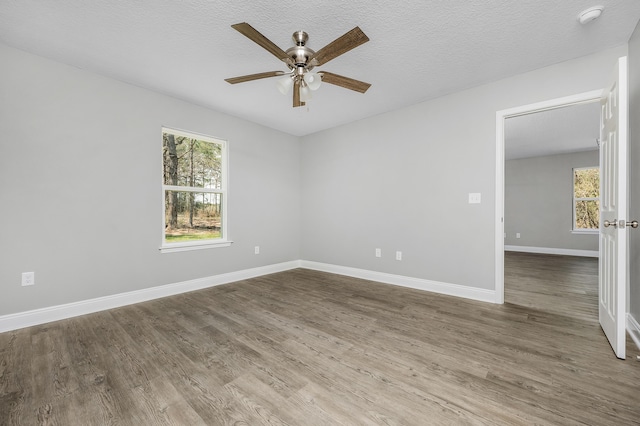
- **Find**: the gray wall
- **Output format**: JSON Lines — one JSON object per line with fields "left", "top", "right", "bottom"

{"left": 629, "top": 20, "right": 640, "bottom": 323}
{"left": 301, "top": 45, "right": 626, "bottom": 291}
{"left": 0, "top": 43, "right": 301, "bottom": 316}
{"left": 505, "top": 151, "right": 599, "bottom": 251}
{"left": 0, "top": 40, "right": 632, "bottom": 317}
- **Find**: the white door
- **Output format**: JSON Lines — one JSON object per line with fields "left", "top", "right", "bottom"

{"left": 599, "top": 56, "right": 628, "bottom": 359}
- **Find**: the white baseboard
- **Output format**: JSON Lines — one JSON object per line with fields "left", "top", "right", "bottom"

{"left": 0, "top": 261, "right": 301, "bottom": 333}
{"left": 0, "top": 259, "right": 498, "bottom": 334}
{"left": 505, "top": 245, "right": 599, "bottom": 258}
{"left": 628, "top": 313, "right": 640, "bottom": 352}
{"left": 299, "top": 261, "right": 497, "bottom": 304}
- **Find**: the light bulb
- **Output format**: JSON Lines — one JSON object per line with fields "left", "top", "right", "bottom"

{"left": 303, "top": 72, "right": 322, "bottom": 90}
{"left": 276, "top": 76, "right": 293, "bottom": 95}
{"left": 300, "top": 85, "right": 312, "bottom": 102}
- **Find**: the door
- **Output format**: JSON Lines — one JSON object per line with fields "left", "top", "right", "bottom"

{"left": 599, "top": 56, "right": 628, "bottom": 359}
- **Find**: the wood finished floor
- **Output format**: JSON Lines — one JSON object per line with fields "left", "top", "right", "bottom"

{"left": 505, "top": 251, "right": 600, "bottom": 323}
{"left": 1, "top": 253, "right": 639, "bottom": 425}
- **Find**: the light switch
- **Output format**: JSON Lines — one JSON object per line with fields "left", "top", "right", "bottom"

{"left": 468, "top": 193, "right": 481, "bottom": 204}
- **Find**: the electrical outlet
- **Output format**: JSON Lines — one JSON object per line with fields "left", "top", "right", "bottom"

{"left": 22, "top": 272, "right": 35, "bottom": 286}
{"left": 375, "top": 248, "right": 381, "bottom": 258}
{"left": 516, "top": 233, "right": 521, "bottom": 239}
{"left": 396, "top": 251, "right": 402, "bottom": 261}
{"left": 254, "top": 246, "right": 260, "bottom": 254}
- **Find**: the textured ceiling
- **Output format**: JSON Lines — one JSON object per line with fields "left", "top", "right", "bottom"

{"left": 505, "top": 101, "right": 601, "bottom": 160}
{"left": 1, "top": 1, "right": 639, "bottom": 136}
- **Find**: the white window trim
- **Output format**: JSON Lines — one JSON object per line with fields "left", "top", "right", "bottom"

{"left": 571, "top": 229, "right": 599, "bottom": 235}
{"left": 572, "top": 166, "right": 599, "bottom": 233}
{"left": 161, "top": 240, "right": 232, "bottom": 253}
{"left": 160, "top": 127, "right": 231, "bottom": 253}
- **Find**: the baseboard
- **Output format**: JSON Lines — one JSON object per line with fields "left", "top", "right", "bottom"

{"left": 627, "top": 313, "right": 640, "bottom": 352}
{"left": 0, "top": 261, "right": 301, "bottom": 333}
{"left": 505, "top": 245, "right": 599, "bottom": 258}
{"left": 0, "top": 259, "right": 499, "bottom": 333}
{"left": 299, "top": 261, "right": 497, "bottom": 304}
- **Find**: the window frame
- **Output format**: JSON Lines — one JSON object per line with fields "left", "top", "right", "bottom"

{"left": 160, "top": 127, "right": 231, "bottom": 253}
{"left": 572, "top": 166, "right": 600, "bottom": 234}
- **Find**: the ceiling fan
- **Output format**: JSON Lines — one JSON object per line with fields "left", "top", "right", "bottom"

{"left": 224, "top": 22, "right": 371, "bottom": 107}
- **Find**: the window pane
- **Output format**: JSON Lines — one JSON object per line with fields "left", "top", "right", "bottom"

{"left": 164, "top": 191, "right": 223, "bottom": 242}
{"left": 574, "top": 168, "right": 599, "bottom": 198}
{"left": 162, "top": 133, "right": 222, "bottom": 189}
{"left": 575, "top": 200, "right": 600, "bottom": 229}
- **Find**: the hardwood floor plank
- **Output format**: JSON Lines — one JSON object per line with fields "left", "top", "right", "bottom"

{"left": 129, "top": 376, "right": 207, "bottom": 426}
{"left": 0, "top": 330, "right": 32, "bottom": 425}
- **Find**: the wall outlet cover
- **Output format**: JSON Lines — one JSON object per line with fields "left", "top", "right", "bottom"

{"left": 22, "top": 272, "right": 35, "bottom": 286}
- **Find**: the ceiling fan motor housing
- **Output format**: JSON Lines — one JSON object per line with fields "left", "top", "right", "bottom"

{"left": 286, "top": 31, "right": 317, "bottom": 70}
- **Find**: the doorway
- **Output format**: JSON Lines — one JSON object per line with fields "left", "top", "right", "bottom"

{"left": 502, "top": 100, "right": 601, "bottom": 320}
{"left": 494, "top": 90, "right": 603, "bottom": 304}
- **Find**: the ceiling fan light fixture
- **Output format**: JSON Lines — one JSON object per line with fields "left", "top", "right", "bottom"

{"left": 303, "top": 72, "right": 322, "bottom": 90}
{"left": 226, "top": 23, "right": 370, "bottom": 107}
{"left": 276, "top": 75, "right": 293, "bottom": 95}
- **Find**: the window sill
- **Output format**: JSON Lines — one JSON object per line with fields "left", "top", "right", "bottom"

{"left": 571, "top": 229, "right": 599, "bottom": 235}
{"left": 160, "top": 240, "right": 233, "bottom": 253}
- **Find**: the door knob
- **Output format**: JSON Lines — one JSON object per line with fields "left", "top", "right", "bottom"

{"left": 605, "top": 220, "right": 639, "bottom": 228}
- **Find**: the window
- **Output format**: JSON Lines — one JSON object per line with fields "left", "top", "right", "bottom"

{"left": 573, "top": 167, "right": 599, "bottom": 232}
{"left": 161, "top": 128, "right": 229, "bottom": 252}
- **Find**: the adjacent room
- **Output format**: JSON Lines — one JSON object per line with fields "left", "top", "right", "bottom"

{"left": 1, "top": 1, "right": 640, "bottom": 424}
{"left": 504, "top": 102, "right": 601, "bottom": 320}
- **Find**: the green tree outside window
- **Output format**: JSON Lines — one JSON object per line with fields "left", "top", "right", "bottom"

{"left": 573, "top": 167, "right": 599, "bottom": 230}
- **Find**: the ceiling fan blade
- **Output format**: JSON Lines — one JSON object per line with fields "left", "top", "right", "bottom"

{"left": 231, "top": 22, "right": 290, "bottom": 63}
{"left": 225, "top": 71, "right": 285, "bottom": 84}
{"left": 293, "top": 80, "right": 305, "bottom": 107}
{"left": 310, "top": 27, "right": 369, "bottom": 66}
{"left": 320, "top": 71, "right": 371, "bottom": 93}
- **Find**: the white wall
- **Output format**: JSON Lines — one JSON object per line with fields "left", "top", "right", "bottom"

{"left": 301, "top": 45, "right": 627, "bottom": 291}
{"left": 629, "top": 20, "right": 640, "bottom": 325}
{"left": 0, "top": 43, "right": 301, "bottom": 316}
{"left": 505, "top": 150, "right": 599, "bottom": 251}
